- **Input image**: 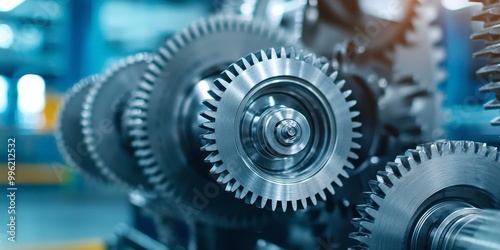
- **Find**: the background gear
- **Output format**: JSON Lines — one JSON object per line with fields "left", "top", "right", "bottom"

{"left": 127, "top": 14, "right": 296, "bottom": 228}
{"left": 82, "top": 53, "right": 154, "bottom": 191}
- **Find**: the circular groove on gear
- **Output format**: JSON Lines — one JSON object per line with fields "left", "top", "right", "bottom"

{"left": 201, "top": 47, "right": 362, "bottom": 212}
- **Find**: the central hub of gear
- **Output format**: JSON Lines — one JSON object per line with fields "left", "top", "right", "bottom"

{"left": 258, "top": 108, "right": 311, "bottom": 157}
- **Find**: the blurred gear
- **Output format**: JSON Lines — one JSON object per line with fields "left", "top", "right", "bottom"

{"left": 55, "top": 75, "right": 109, "bottom": 183}
{"left": 127, "top": 15, "right": 296, "bottom": 228}
{"left": 471, "top": 0, "right": 500, "bottom": 125}
{"left": 82, "top": 53, "right": 154, "bottom": 190}
{"left": 201, "top": 47, "right": 362, "bottom": 212}
{"left": 350, "top": 140, "right": 500, "bottom": 249}
{"left": 221, "top": 0, "right": 307, "bottom": 39}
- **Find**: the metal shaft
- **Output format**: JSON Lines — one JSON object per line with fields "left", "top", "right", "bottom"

{"left": 435, "top": 209, "right": 500, "bottom": 250}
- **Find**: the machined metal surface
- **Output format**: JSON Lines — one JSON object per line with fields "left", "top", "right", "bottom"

{"left": 350, "top": 140, "right": 500, "bottom": 249}
{"left": 82, "top": 53, "right": 154, "bottom": 190}
{"left": 127, "top": 15, "right": 297, "bottom": 228}
{"left": 55, "top": 75, "right": 109, "bottom": 183}
{"left": 471, "top": 0, "right": 500, "bottom": 125}
{"left": 201, "top": 47, "right": 362, "bottom": 212}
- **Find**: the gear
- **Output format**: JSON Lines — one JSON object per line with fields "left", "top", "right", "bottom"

{"left": 350, "top": 140, "right": 500, "bottom": 249}
{"left": 55, "top": 75, "right": 109, "bottom": 183}
{"left": 471, "top": 0, "right": 500, "bottom": 125}
{"left": 127, "top": 15, "right": 296, "bottom": 228}
{"left": 302, "top": 0, "right": 420, "bottom": 62}
{"left": 82, "top": 53, "right": 154, "bottom": 191}
{"left": 201, "top": 47, "right": 362, "bottom": 212}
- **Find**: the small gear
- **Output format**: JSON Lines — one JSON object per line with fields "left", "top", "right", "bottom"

{"left": 127, "top": 15, "right": 296, "bottom": 228}
{"left": 201, "top": 47, "right": 362, "bottom": 212}
{"left": 55, "top": 75, "right": 109, "bottom": 183}
{"left": 350, "top": 140, "right": 500, "bottom": 249}
{"left": 471, "top": 0, "right": 500, "bottom": 125}
{"left": 82, "top": 53, "right": 154, "bottom": 191}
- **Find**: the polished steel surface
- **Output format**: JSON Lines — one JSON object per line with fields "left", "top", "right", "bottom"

{"left": 201, "top": 47, "right": 362, "bottom": 211}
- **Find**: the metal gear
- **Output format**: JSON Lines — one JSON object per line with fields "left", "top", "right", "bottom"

{"left": 350, "top": 140, "right": 500, "bottom": 249}
{"left": 82, "top": 53, "right": 154, "bottom": 191}
{"left": 127, "top": 15, "right": 296, "bottom": 228}
{"left": 200, "top": 47, "right": 362, "bottom": 212}
{"left": 302, "top": 0, "right": 420, "bottom": 61}
{"left": 55, "top": 75, "right": 109, "bottom": 183}
{"left": 471, "top": 0, "right": 500, "bottom": 125}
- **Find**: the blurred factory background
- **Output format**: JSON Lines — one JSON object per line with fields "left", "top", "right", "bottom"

{"left": 0, "top": 0, "right": 497, "bottom": 249}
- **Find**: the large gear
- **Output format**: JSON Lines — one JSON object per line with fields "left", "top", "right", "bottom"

{"left": 127, "top": 15, "right": 296, "bottom": 228}
{"left": 350, "top": 140, "right": 500, "bottom": 249}
{"left": 200, "top": 47, "right": 362, "bottom": 212}
{"left": 55, "top": 75, "right": 109, "bottom": 183}
{"left": 82, "top": 53, "right": 154, "bottom": 191}
{"left": 471, "top": 0, "right": 500, "bottom": 125}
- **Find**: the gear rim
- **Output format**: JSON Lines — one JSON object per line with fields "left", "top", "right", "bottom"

{"left": 201, "top": 47, "right": 362, "bottom": 212}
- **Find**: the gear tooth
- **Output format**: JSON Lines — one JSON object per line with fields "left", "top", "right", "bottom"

{"left": 300, "top": 198, "right": 308, "bottom": 210}
{"left": 326, "top": 183, "right": 335, "bottom": 195}
{"left": 349, "top": 232, "right": 370, "bottom": 248}
{"left": 201, "top": 143, "right": 218, "bottom": 152}
{"left": 289, "top": 47, "right": 296, "bottom": 59}
{"left": 223, "top": 69, "right": 236, "bottom": 81}
{"left": 478, "top": 142, "right": 489, "bottom": 156}
{"left": 349, "top": 152, "right": 359, "bottom": 160}
{"left": 157, "top": 47, "right": 172, "bottom": 62}
{"left": 209, "top": 87, "right": 224, "bottom": 100}
{"left": 250, "top": 53, "right": 260, "bottom": 64}
{"left": 236, "top": 187, "right": 250, "bottom": 199}
{"left": 260, "top": 197, "right": 268, "bottom": 209}
{"left": 304, "top": 53, "right": 315, "bottom": 64}
{"left": 330, "top": 71, "right": 339, "bottom": 81}
{"left": 214, "top": 78, "right": 230, "bottom": 91}
{"left": 333, "top": 177, "right": 343, "bottom": 187}
{"left": 200, "top": 132, "right": 216, "bottom": 141}
{"left": 465, "top": 141, "right": 477, "bottom": 154}
{"left": 352, "top": 142, "right": 362, "bottom": 149}
{"left": 355, "top": 205, "right": 375, "bottom": 220}
{"left": 364, "top": 192, "right": 383, "bottom": 207}
{"left": 353, "top": 132, "right": 363, "bottom": 139}
{"left": 320, "top": 63, "right": 329, "bottom": 73}
{"left": 369, "top": 180, "right": 389, "bottom": 197}
{"left": 395, "top": 156, "right": 412, "bottom": 171}
{"left": 376, "top": 171, "right": 395, "bottom": 187}
{"left": 352, "top": 122, "right": 362, "bottom": 128}
{"left": 218, "top": 172, "right": 233, "bottom": 184}
{"left": 406, "top": 149, "right": 422, "bottom": 164}
{"left": 200, "top": 122, "right": 216, "bottom": 130}
{"left": 488, "top": 146, "right": 498, "bottom": 161}
{"left": 241, "top": 58, "right": 252, "bottom": 69}
{"left": 345, "top": 161, "right": 355, "bottom": 169}
{"left": 174, "top": 34, "right": 186, "bottom": 49}
{"left": 204, "top": 152, "right": 221, "bottom": 163}
{"left": 249, "top": 192, "right": 259, "bottom": 205}
{"left": 280, "top": 47, "right": 287, "bottom": 58}
{"left": 200, "top": 110, "right": 216, "bottom": 121}
{"left": 351, "top": 111, "right": 361, "bottom": 118}
{"left": 347, "top": 100, "right": 357, "bottom": 108}
{"left": 232, "top": 63, "right": 244, "bottom": 75}
{"left": 385, "top": 162, "right": 403, "bottom": 178}
{"left": 270, "top": 48, "right": 278, "bottom": 59}
{"left": 209, "top": 163, "right": 226, "bottom": 175}
{"left": 318, "top": 190, "right": 327, "bottom": 201}
{"left": 440, "top": 140, "right": 453, "bottom": 155}
{"left": 309, "top": 195, "right": 318, "bottom": 206}
{"left": 271, "top": 199, "right": 278, "bottom": 211}
{"left": 165, "top": 39, "right": 179, "bottom": 54}
{"left": 429, "top": 142, "right": 441, "bottom": 157}
{"left": 202, "top": 99, "right": 219, "bottom": 111}
{"left": 291, "top": 200, "right": 298, "bottom": 211}
{"left": 339, "top": 169, "right": 349, "bottom": 178}
{"left": 281, "top": 200, "right": 288, "bottom": 212}
{"left": 260, "top": 50, "right": 269, "bottom": 60}
{"left": 343, "top": 89, "right": 353, "bottom": 98}
{"left": 230, "top": 180, "right": 241, "bottom": 192}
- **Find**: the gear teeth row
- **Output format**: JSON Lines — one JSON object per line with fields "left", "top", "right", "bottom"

{"left": 201, "top": 47, "right": 362, "bottom": 212}
{"left": 349, "top": 140, "right": 500, "bottom": 249}
{"left": 81, "top": 53, "right": 155, "bottom": 191}
{"left": 127, "top": 14, "right": 294, "bottom": 191}
{"left": 472, "top": 0, "right": 500, "bottom": 125}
